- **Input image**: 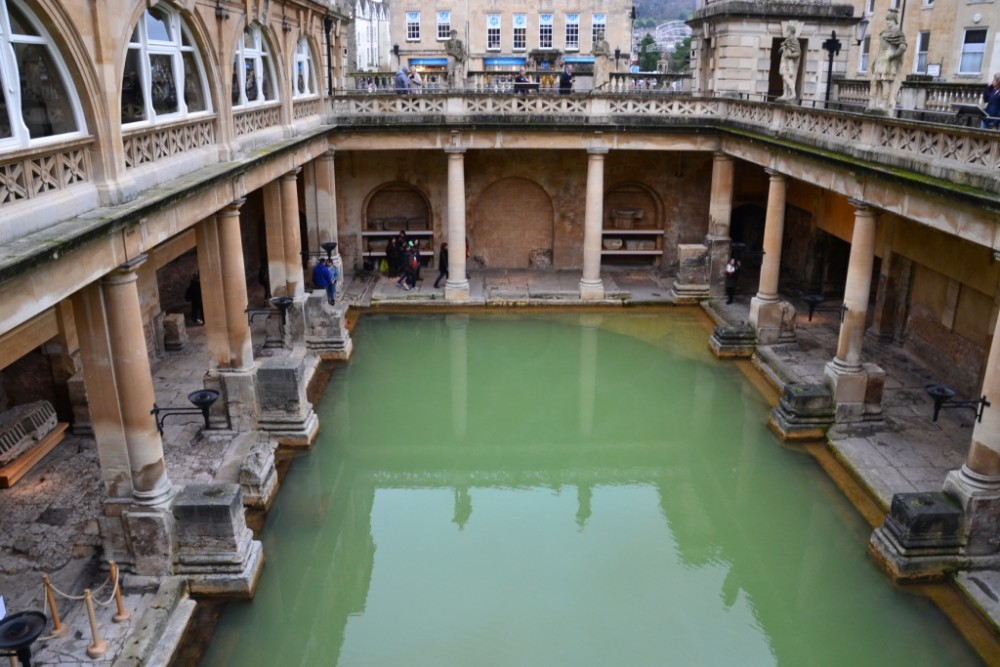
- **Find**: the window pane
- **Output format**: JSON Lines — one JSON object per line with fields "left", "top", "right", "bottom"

{"left": 0, "top": 70, "right": 12, "bottom": 139}
{"left": 244, "top": 30, "right": 255, "bottom": 49}
{"left": 7, "top": 3, "right": 39, "bottom": 37}
{"left": 150, "top": 54, "right": 178, "bottom": 115}
{"left": 261, "top": 59, "right": 274, "bottom": 100}
{"left": 15, "top": 43, "right": 77, "bottom": 137}
{"left": 231, "top": 56, "right": 241, "bottom": 105}
{"left": 122, "top": 48, "right": 147, "bottom": 122}
{"left": 182, "top": 52, "right": 206, "bottom": 112}
{"left": 245, "top": 60, "right": 259, "bottom": 101}
{"left": 145, "top": 7, "right": 172, "bottom": 42}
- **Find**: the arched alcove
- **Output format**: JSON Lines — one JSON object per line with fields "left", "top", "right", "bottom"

{"left": 470, "top": 177, "right": 553, "bottom": 269}
{"left": 603, "top": 182, "right": 664, "bottom": 268}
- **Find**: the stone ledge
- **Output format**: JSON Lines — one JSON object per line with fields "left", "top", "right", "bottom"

{"left": 112, "top": 577, "right": 194, "bottom": 667}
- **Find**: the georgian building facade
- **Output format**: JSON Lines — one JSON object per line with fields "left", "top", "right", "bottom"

{"left": 386, "top": 0, "right": 634, "bottom": 76}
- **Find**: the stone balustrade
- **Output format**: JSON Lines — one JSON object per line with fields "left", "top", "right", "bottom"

{"left": 328, "top": 93, "right": 1000, "bottom": 195}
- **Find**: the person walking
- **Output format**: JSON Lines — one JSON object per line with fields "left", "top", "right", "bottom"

{"left": 434, "top": 242, "right": 449, "bottom": 288}
{"left": 395, "top": 66, "right": 410, "bottom": 94}
{"left": 724, "top": 257, "right": 741, "bottom": 304}
{"left": 983, "top": 73, "right": 1000, "bottom": 130}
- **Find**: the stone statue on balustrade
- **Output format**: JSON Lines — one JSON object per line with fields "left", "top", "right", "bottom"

{"left": 446, "top": 29, "right": 467, "bottom": 90}
{"left": 776, "top": 26, "right": 801, "bottom": 103}
{"left": 866, "top": 10, "right": 907, "bottom": 113}
{"left": 592, "top": 30, "right": 612, "bottom": 91}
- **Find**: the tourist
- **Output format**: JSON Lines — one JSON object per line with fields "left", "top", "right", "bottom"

{"left": 434, "top": 242, "right": 449, "bottom": 288}
{"left": 327, "top": 259, "right": 340, "bottom": 305}
{"left": 185, "top": 272, "right": 203, "bottom": 325}
{"left": 724, "top": 257, "right": 741, "bottom": 304}
{"left": 514, "top": 68, "right": 530, "bottom": 94}
{"left": 983, "top": 73, "right": 1000, "bottom": 130}
{"left": 559, "top": 64, "right": 574, "bottom": 94}
{"left": 395, "top": 66, "right": 410, "bottom": 94}
{"left": 312, "top": 258, "right": 335, "bottom": 304}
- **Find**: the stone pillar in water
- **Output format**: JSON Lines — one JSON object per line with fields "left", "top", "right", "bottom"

{"left": 749, "top": 170, "right": 791, "bottom": 344}
{"left": 580, "top": 148, "right": 607, "bottom": 300}
{"left": 823, "top": 201, "right": 885, "bottom": 423}
{"left": 445, "top": 148, "right": 470, "bottom": 302}
{"left": 706, "top": 152, "right": 735, "bottom": 297}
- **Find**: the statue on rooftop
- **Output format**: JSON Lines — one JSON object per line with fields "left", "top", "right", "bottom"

{"left": 446, "top": 29, "right": 467, "bottom": 90}
{"left": 776, "top": 26, "right": 801, "bottom": 103}
{"left": 592, "top": 30, "right": 612, "bottom": 90}
{"left": 867, "top": 10, "right": 908, "bottom": 113}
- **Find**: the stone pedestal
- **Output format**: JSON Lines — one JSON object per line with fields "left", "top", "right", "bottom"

{"left": 708, "top": 322, "right": 756, "bottom": 359}
{"left": 749, "top": 298, "right": 796, "bottom": 345}
{"left": 99, "top": 497, "right": 176, "bottom": 577}
{"left": 206, "top": 368, "right": 259, "bottom": 433}
{"left": 823, "top": 360, "right": 885, "bottom": 423}
{"left": 868, "top": 491, "right": 963, "bottom": 582}
{"left": 255, "top": 350, "right": 319, "bottom": 447}
{"left": 162, "top": 314, "right": 187, "bottom": 351}
{"left": 671, "top": 244, "right": 710, "bottom": 303}
{"left": 943, "top": 467, "right": 1000, "bottom": 556}
{"left": 238, "top": 434, "right": 279, "bottom": 511}
{"left": 767, "top": 383, "right": 835, "bottom": 441}
{"left": 172, "top": 484, "right": 263, "bottom": 597}
{"left": 303, "top": 293, "right": 354, "bottom": 360}
{"left": 705, "top": 235, "right": 731, "bottom": 297}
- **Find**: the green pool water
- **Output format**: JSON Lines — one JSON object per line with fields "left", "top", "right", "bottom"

{"left": 201, "top": 311, "right": 983, "bottom": 666}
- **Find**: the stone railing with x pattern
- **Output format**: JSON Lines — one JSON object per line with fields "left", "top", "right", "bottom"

{"left": 0, "top": 137, "right": 92, "bottom": 207}
{"left": 328, "top": 93, "right": 1000, "bottom": 196}
{"left": 122, "top": 117, "right": 216, "bottom": 169}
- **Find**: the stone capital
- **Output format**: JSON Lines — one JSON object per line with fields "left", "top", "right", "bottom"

{"left": 764, "top": 168, "right": 785, "bottom": 181}
{"left": 445, "top": 147, "right": 467, "bottom": 156}
{"left": 282, "top": 168, "right": 302, "bottom": 181}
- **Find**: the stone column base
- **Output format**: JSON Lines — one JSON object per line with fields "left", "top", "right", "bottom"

{"left": 749, "top": 297, "right": 797, "bottom": 345}
{"left": 445, "top": 278, "right": 470, "bottom": 302}
{"left": 303, "top": 294, "right": 354, "bottom": 360}
{"left": 255, "top": 350, "right": 319, "bottom": 447}
{"left": 823, "top": 360, "right": 885, "bottom": 423}
{"left": 705, "top": 235, "right": 731, "bottom": 298}
{"left": 868, "top": 491, "right": 965, "bottom": 583}
{"left": 943, "top": 466, "right": 1000, "bottom": 556}
{"left": 767, "top": 383, "right": 835, "bottom": 441}
{"left": 173, "top": 484, "right": 264, "bottom": 598}
{"left": 579, "top": 278, "right": 605, "bottom": 300}
{"left": 213, "top": 432, "right": 280, "bottom": 511}
{"left": 708, "top": 322, "right": 756, "bottom": 359}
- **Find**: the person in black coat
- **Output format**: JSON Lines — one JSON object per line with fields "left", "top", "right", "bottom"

{"left": 185, "top": 273, "right": 204, "bottom": 324}
{"left": 559, "top": 64, "right": 574, "bottom": 94}
{"left": 434, "top": 242, "right": 449, "bottom": 288}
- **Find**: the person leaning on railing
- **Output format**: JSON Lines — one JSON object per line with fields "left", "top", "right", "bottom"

{"left": 983, "top": 73, "right": 1000, "bottom": 130}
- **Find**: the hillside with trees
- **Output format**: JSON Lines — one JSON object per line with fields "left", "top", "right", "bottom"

{"left": 634, "top": 0, "right": 697, "bottom": 23}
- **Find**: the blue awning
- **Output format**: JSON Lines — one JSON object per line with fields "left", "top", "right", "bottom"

{"left": 408, "top": 58, "right": 448, "bottom": 66}
{"left": 564, "top": 56, "right": 595, "bottom": 63}
{"left": 484, "top": 57, "right": 526, "bottom": 66}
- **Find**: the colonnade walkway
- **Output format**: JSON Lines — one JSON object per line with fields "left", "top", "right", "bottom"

{"left": 0, "top": 268, "right": 995, "bottom": 665}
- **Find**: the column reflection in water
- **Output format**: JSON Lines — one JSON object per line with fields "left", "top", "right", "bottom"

{"left": 578, "top": 314, "right": 602, "bottom": 438}
{"left": 446, "top": 313, "right": 469, "bottom": 438}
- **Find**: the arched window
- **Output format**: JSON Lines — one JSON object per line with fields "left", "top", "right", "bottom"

{"left": 121, "top": 4, "right": 210, "bottom": 125}
{"left": 232, "top": 24, "right": 277, "bottom": 108}
{"left": 292, "top": 37, "right": 316, "bottom": 98}
{"left": 0, "top": 0, "right": 83, "bottom": 148}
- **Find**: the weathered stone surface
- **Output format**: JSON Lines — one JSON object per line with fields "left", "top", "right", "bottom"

{"left": 671, "top": 244, "right": 710, "bottom": 303}
{"left": 709, "top": 322, "right": 756, "bottom": 358}
{"left": 173, "top": 483, "right": 247, "bottom": 558}
{"left": 238, "top": 434, "right": 279, "bottom": 510}
{"left": 767, "top": 382, "right": 835, "bottom": 441}
{"left": 162, "top": 313, "right": 187, "bottom": 351}
{"left": 123, "top": 508, "right": 176, "bottom": 576}
{"left": 255, "top": 350, "right": 319, "bottom": 446}
{"left": 114, "top": 577, "right": 194, "bottom": 667}
{"left": 885, "top": 491, "right": 963, "bottom": 549}
{"left": 303, "top": 293, "right": 354, "bottom": 360}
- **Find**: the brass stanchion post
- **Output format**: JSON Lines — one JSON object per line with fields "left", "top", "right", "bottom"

{"left": 110, "top": 562, "right": 130, "bottom": 622}
{"left": 84, "top": 589, "right": 108, "bottom": 658}
{"left": 42, "top": 574, "right": 67, "bottom": 637}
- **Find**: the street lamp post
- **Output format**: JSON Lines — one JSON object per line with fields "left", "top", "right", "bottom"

{"left": 393, "top": 43, "right": 400, "bottom": 69}
{"left": 614, "top": 47, "right": 621, "bottom": 71}
{"left": 822, "top": 31, "right": 842, "bottom": 109}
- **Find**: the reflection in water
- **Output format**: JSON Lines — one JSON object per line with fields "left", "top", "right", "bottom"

{"left": 202, "top": 312, "right": 982, "bottom": 667}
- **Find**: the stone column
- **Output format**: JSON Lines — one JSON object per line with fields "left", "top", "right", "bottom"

{"left": 263, "top": 181, "right": 286, "bottom": 298}
{"left": 218, "top": 200, "right": 254, "bottom": 371}
{"left": 72, "top": 284, "right": 132, "bottom": 499}
{"left": 580, "top": 148, "right": 608, "bottom": 300}
{"left": 706, "top": 152, "right": 735, "bottom": 296}
{"left": 281, "top": 169, "right": 305, "bottom": 298}
{"left": 196, "top": 215, "right": 230, "bottom": 369}
{"left": 831, "top": 202, "right": 877, "bottom": 372}
{"left": 314, "top": 149, "right": 343, "bottom": 296}
{"left": 101, "top": 258, "right": 172, "bottom": 506}
{"left": 823, "top": 201, "right": 885, "bottom": 422}
{"left": 749, "top": 170, "right": 790, "bottom": 344}
{"left": 942, "top": 303, "right": 1000, "bottom": 546}
{"left": 445, "top": 148, "right": 470, "bottom": 302}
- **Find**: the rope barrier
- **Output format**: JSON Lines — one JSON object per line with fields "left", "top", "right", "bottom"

{"left": 35, "top": 560, "right": 130, "bottom": 650}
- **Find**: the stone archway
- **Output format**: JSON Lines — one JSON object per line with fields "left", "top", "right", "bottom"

{"left": 470, "top": 178, "right": 553, "bottom": 269}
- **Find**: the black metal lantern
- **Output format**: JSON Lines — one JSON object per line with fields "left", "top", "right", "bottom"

{"left": 152, "top": 389, "right": 220, "bottom": 435}
{"left": 0, "top": 612, "right": 47, "bottom": 667}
